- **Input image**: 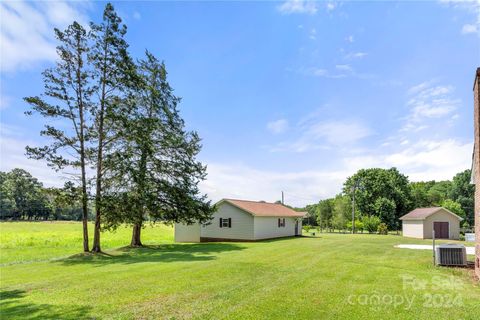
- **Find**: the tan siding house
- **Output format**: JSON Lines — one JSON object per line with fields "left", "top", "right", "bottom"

{"left": 400, "top": 207, "right": 462, "bottom": 240}
{"left": 201, "top": 201, "right": 255, "bottom": 241}
{"left": 254, "top": 216, "right": 302, "bottom": 240}
{"left": 175, "top": 199, "right": 305, "bottom": 242}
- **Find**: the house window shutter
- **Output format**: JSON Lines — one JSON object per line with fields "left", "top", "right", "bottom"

{"left": 228, "top": 218, "right": 232, "bottom": 228}
{"left": 219, "top": 218, "right": 222, "bottom": 228}
{"left": 283, "top": 218, "right": 285, "bottom": 227}
{"left": 278, "top": 218, "right": 280, "bottom": 227}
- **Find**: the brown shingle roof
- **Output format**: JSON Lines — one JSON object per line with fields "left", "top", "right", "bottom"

{"left": 220, "top": 199, "right": 306, "bottom": 217}
{"left": 399, "top": 207, "right": 462, "bottom": 221}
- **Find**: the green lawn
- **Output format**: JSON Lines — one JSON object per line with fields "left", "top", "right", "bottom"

{"left": 0, "top": 222, "right": 479, "bottom": 319}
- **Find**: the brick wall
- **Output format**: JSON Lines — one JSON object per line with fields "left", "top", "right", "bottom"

{"left": 474, "top": 68, "right": 480, "bottom": 280}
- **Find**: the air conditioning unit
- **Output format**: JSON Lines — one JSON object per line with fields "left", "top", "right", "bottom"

{"left": 435, "top": 244, "right": 467, "bottom": 266}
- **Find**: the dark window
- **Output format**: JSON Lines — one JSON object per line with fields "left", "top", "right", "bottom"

{"left": 220, "top": 218, "right": 230, "bottom": 228}
{"left": 278, "top": 218, "right": 286, "bottom": 227}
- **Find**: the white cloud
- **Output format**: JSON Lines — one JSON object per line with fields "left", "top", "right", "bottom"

{"left": 343, "top": 139, "right": 471, "bottom": 181}
{"left": 277, "top": 0, "right": 318, "bottom": 15}
{"left": 0, "top": 1, "right": 90, "bottom": 72}
{"left": 0, "top": 124, "right": 67, "bottom": 186}
{"left": 326, "top": 2, "right": 337, "bottom": 12}
{"left": 201, "top": 162, "right": 347, "bottom": 207}
{"left": 344, "top": 52, "right": 368, "bottom": 60}
{"left": 462, "top": 23, "right": 478, "bottom": 33}
{"left": 346, "top": 35, "right": 354, "bottom": 43}
{"left": 202, "top": 137, "right": 472, "bottom": 207}
{"left": 306, "top": 120, "right": 372, "bottom": 146}
{"left": 309, "top": 28, "right": 317, "bottom": 40}
{"left": 271, "top": 118, "right": 372, "bottom": 153}
{"left": 335, "top": 64, "right": 353, "bottom": 72}
{"left": 441, "top": 0, "right": 480, "bottom": 35}
{"left": 267, "top": 119, "right": 289, "bottom": 134}
{"left": 302, "top": 65, "right": 373, "bottom": 80}
{"left": 402, "top": 82, "right": 460, "bottom": 132}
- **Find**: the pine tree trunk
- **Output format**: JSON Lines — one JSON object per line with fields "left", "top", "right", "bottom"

{"left": 79, "top": 118, "right": 89, "bottom": 253}
{"left": 92, "top": 71, "right": 107, "bottom": 254}
{"left": 131, "top": 223, "right": 143, "bottom": 247}
{"left": 92, "top": 20, "right": 115, "bottom": 253}
{"left": 77, "top": 36, "right": 89, "bottom": 253}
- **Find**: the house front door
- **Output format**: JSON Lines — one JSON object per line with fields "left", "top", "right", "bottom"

{"left": 433, "top": 222, "right": 449, "bottom": 239}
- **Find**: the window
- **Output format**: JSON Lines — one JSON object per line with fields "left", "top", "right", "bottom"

{"left": 278, "top": 218, "right": 286, "bottom": 227}
{"left": 220, "top": 218, "right": 231, "bottom": 228}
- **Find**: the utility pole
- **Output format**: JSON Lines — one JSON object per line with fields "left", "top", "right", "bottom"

{"left": 281, "top": 191, "right": 284, "bottom": 205}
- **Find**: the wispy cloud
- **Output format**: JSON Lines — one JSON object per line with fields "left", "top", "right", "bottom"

{"left": 346, "top": 35, "right": 354, "bottom": 43}
{"left": 402, "top": 82, "right": 460, "bottom": 132}
{"left": 271, "top": 118, "right": 372, "bottom": 153}
{"left": 202, "top": 135, "right": 472, "bottom": 207}
{"left": 277, "top": 0, "right": 318, "bottom": 15}
{"left": 344, "top": 52, "right": 368, "bottom": 60}
{"left": 301, "top": 65, "right": 374, "bottom": 80}
{"left": 267, "top": 119, "right": 289, "bottom": 134}
{"left": 0, "top": 123, "right": 67, "bottom": 186}
{"left": 462, "top": 23, "right": 478, "bottom": 33}
{"left": 0, "top": 1, "right": 90, "bottom": 72}
{"left": 440, "top": 0, "right": 480, "bottom": 35}
{"left": 326, "top": 2, "right": 337, "bottom": 12}
{"left": 201, "top": 162, "right": 348, "bottom": 206}
{"left": 335, "top": 64, "right": 353, "bottom": 72}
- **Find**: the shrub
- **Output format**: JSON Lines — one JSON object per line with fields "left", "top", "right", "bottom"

{"left": 361, "top": 215, "right": 381, "bottom": 233}
{"left": 346, "top": 220, "right": 364, "bottom": 233}
{"left": 377, "top": 223, "right": 388, "bottom": 235}
{"left": 303, "top": 225, "right": 311, "bottom": 233}
{"left": 355, "top": 220, "right": 364, "bottom": 233}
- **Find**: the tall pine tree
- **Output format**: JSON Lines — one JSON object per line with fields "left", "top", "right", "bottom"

{"left": 24, "top": 22, "right": 93, "bottom": 252}
{"left": 101, "top": 52, "right": 214, "bottom": 246}
{"left": 89, "top": 3, "right": 131, "bottom": 253}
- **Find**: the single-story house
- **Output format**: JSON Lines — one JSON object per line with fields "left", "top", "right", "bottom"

{"left": 399, "top": 207, "right": 463, "bottom": 240}
{"left": 175, "top": 198, "right": 306, "bottom": 242}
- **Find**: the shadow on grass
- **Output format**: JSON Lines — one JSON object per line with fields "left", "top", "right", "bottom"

{"left": 58, "top": 243, "right": 246, "bottom": 266}
{"left": 0, "top": 289, "right": 92, "bottom": 320}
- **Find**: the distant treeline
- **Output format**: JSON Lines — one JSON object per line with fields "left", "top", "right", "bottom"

{"left": 303, "top": 168, "right": 475, "bottom": 232}
{"left": 0, "top": 169, "right": 88, "bottom": 221}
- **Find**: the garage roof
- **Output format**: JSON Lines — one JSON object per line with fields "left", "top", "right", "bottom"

{"left": 219, "top": 199, "right": 306, "bottom": 218}
{"left": 399, "top": 207, "right": 463, "bottom": 221}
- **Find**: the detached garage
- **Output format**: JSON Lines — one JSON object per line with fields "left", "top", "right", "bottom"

{"left": 400, "top": 207, "right": 463, "bottom": 240}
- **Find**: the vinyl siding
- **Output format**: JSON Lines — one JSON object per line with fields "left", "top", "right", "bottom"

{"left": 402, "top": 220, "right": 424, "bottom": 239}
{"left": 253, "top": 216, "right": 299, "bottom": 240}
{"left": 201, "top": 202, "right": 254, "bottom": 240}
{"left": 174, "top": 223, "right": 201, "bottom": 242}
{"left": 423, "top": 209, "right": 461, "bottom": 240}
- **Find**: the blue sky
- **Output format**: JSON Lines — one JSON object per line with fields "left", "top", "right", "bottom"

{"left": 1, "top": 0, "right": 479, "bottom": 207}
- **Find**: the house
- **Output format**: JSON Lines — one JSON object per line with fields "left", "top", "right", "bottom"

{"left": 175, "top": 198, "right": 306, "bottom": 242}
{"left": 399, "top": 207, "right": 462, "bottom": 240}
{"left": 472, "top": 67, "right": 480, "bottom": 279}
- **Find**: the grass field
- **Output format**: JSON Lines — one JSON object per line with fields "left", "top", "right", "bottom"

{"left": 0, "top": 222, "right": 479, "bottom": 319}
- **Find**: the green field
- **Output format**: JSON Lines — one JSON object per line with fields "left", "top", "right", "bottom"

{"left": 0, "top": 222, "right": 479, "bottom": 319}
